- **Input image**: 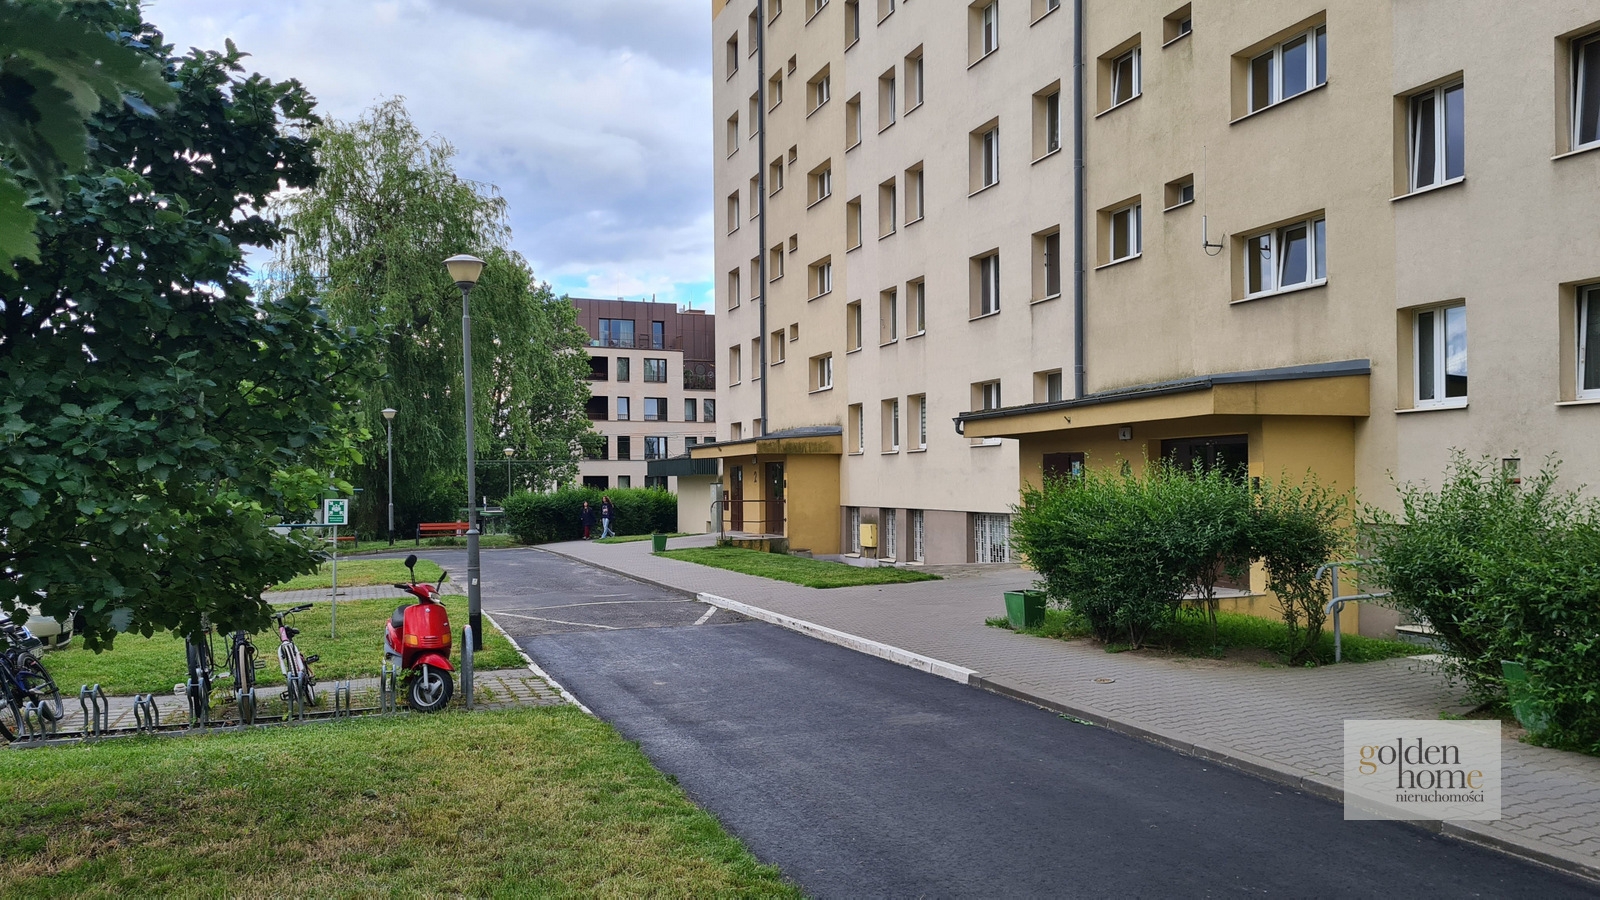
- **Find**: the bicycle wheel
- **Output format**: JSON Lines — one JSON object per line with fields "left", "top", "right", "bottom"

{"left": 0, "top": 691, "right": 19, "bottom": 742}
{"left": 185, "top": 637, "right": 211, "bottom": 718}
{"left": 233, "top": 636, "right": 255, "bottom": 694}
{"left": 16, "top": 653, "right": 63, "bottom": 722}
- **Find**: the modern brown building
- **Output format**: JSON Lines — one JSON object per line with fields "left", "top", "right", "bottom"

{"left": 704, "top": 0, "right": 1600, "bottom": 587}
{"left": 574, "top": 298, "right": 717, "bottom": 496}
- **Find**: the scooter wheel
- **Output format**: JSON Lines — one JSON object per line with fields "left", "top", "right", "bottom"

{"left": 406, "top": 664, "right": 453, "bottom": 712}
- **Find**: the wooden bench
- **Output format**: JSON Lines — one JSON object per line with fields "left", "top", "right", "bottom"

{"left": 329, "top": 535, "right": 356, "bottom": 544}
{"left": 416, "top": 522, "right": 471, "bottom": 546}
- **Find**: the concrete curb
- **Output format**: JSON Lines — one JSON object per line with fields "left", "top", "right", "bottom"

{"left": 536, "top": 545, "right": 1600, "bottom": 886}
{"left": 481, "top": 610, "right": 592, "bottom": 716}
{"left": 697, "top": 593, "right": 977, "bottom": 684}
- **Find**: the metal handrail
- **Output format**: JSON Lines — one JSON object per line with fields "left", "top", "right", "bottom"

{"left": 1315, "top": 560, "right": 1392, "bottom": 663}
{"left": 711, "top": 498, "right": 786, "bottom": 536}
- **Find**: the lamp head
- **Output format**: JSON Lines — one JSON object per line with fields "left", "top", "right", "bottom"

{"left": 444, "top": 253, "right": 486, "bottom": 287}
{"left": 504, "top": 447, "right": 515, "bottom": 458}
{"left": 381, "top": 407, "right": 397, "bottom": 421}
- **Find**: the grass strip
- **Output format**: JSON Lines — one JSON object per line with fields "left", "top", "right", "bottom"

{"left": 594, "top": 533, "right": 691, "bottom": 544}
{"left": 268, "top": 559, "right": 444, "bottom": 592}
{"left": 41, "top": 597, "right": 523, "bottom": 696}
{"left": 987, "top": 607, "right": 1421, "bottom": 666}
{"left": 0, "top": 706, "right": 799, "bottom": 898}
{"left": 657, "top": 547, "right": 940, "bottom": 589}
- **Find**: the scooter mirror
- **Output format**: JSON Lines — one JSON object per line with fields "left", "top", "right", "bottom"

{"left": 436, "top": 571, "right": 448, "bottom": 589}
{"left": 404, "top": 554, "right": 418, "bottom": 580}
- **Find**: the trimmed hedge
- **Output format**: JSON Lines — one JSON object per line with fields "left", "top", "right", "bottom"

{"left": 505, "top": 487, "right": 676, "bottom": 544}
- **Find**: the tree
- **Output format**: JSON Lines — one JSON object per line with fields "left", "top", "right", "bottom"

{"left": 268, "top": 98, "right": 597, "bottom": 537}
{"left": 0, "top": 2, "right": 379, "bottom": 647}
{"left": 0, "top": 0, "right": 175, "bottom": 272}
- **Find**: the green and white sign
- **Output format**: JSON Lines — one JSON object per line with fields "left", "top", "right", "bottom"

{"left": 323, "top": 498, "right": 349, "bottom": 526}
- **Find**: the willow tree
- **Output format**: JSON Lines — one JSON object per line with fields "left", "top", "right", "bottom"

{"left": 269, "top": 98, "right": 595, "bottom": 536}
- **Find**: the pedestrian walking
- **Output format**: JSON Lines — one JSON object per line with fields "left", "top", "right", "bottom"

{"left": 580, "top": 500, "right": 595, "bottom": 540}
{"left": 600, "top": 495, "right": 616, "bottom": 539}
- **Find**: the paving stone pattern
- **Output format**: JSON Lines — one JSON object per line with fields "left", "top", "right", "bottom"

{"left": 547, "top": 534, "right": 1600, "bottom": 879}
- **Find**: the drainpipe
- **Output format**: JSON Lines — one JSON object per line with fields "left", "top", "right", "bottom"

{"left": 755, "top": 2, "right": 769, "bottom": 435}
{"left": 1072, "top": 0, "right": 1087, "bottom": 400}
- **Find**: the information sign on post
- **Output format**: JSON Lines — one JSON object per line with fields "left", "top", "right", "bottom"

{"left": 323, "top": 499, "right": 349, "bottom": 526}
{"left": 323, "top": 499, "right": 349, "bottom": 636}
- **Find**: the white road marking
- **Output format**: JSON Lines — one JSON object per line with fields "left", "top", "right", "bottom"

{"left": 504, "top": 599, "right": 688, "bottom": 612}
{"left": 694, "top": 606, "right": 717, "bottom": 626}
{"left": 482, "top": 611, "right": 591, "bottom": 714}
{"left": 490, "top": 611, "right": 620, "bottom": 630}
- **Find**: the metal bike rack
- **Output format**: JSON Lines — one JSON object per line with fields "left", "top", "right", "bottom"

{"left": 237, "top": 688, "right": 257, "bottom": 728}
{"left": 185, "top": 678, "right": 209, "bottom": 729}
{"left": 461, "top": 625, "right": 475, "bottom": 711}
{"left": 133, "top": 694, "right": 161, "bottom": 733}
{"left": 333, "top": 681, "right": 353, "bottom": 718}
{"left": 20, "top": 700, "right": 57, "bottom": 742}
{"left": 379, "top": 661, "right": 399, "bottom": 714}
{"left": 285, "top": 673, "right": 305, "bottom": 721}
{"left": 79, "top": 684, "right": 108, "bottom": 738}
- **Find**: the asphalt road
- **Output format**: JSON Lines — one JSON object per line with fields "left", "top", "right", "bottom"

{"left": 409, "top": 547, "right": 1597, "bottom": 899}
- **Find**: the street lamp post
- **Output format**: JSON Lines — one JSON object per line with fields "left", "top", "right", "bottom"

{"left": 504, "top": 447, "right": 515, "bottom": 502}
{"left": 445, "top": 253, "right": 486, "bottom": 651}
{"left": 382, "top": 407, "right": 398, "bottom": 546}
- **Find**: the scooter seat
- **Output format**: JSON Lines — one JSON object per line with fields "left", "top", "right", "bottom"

{"left": 391, "top": 605, "right": 409, "bottom": 631}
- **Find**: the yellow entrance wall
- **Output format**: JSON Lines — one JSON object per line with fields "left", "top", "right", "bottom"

{"left": 716, "top": 453, "right": 841, "bottom": 555}
{"left": 1017, "top": 415, "right": 1363, "bottom": 630}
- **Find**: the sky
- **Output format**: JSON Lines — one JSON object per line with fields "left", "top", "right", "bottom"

{"left": 148, "top": 0, "right": 715, "bottom": 309}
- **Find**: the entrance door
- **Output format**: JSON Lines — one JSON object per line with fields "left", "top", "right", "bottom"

{"left": 730, "top": 466, "right": 744, "bottom": 532}
{"left": 1042, "top": 452, "right": 1086, "bottom": 480}
{"left": 1161, "top": 435, "right": 1249, "bottom": 478}
{"left": 765, "top": 462, "right": 785, "bottom": 534}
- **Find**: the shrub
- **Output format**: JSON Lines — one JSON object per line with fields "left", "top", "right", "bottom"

{"left": 1252, "top": 476, "right": 1352, "bottom": 666}
{"left": 1154, "top": 465, "right": 1254, "bottom": 645}
{"left": 505, "top": 487, "right": 676, "bottom": 543}
{"left": 1365, "top": 455, "right": 1600, "bottom": 754}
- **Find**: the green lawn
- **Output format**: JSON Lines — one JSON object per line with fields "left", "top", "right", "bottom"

{"left": 41, "top": 597, "right": 524, "bottom": 696}
{"left": 657, "top": 547, "right": 941, "bottom": 589}
{"left": 0, "top": 706, "right": 799, "bottom": 898}
{"left": 595, "top": 532, "right": 691, "bottom": 544}
{"left": 988, "top": 607, "right": 1421, "bottom": 666}
{"left": 267, "top": 558, "right": 445, "bottom": 592}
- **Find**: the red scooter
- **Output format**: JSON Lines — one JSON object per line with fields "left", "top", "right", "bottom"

{"left": 388, "top": 554, "right": 454, "bottom": 712}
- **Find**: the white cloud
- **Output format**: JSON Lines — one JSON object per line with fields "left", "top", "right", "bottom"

{"left": 147, "top": 0, "right": 712, "bottom": 306}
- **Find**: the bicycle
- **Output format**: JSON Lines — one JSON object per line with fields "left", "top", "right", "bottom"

{"left": 183, "top": 617, "right": 216, "bottom": 722}
{"left": 0, "top": 617, "right": 63, "bottom": 741}
{"left": 273, "top": 604, "right": 320, "bottom": 707}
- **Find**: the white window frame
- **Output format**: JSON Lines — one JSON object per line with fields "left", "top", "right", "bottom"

{"left": 1408, "top": 82, "right": 1464, "bottom": 192}
{"left": 1414, "top": 303, "right": 1468, "bottom": 409}
{"left": 908, "top": 54, "right": 925, "bottom": 111}
{"left": 978, "top": 253, "right": 1000, "bottom": 316}
{"left": 981, "top": 380, "right": 1002, "bottom": 410}
{"left": 815, "top": 354, "right": 834, "bottom": 390}
{"left": 849, "top": 301, "right": 864, "bottom": 351}
{"left": 911, "top": 280, "right": 926, "bottom": 334}
{"left": 1574, "top": 33, "right": 1600, "bottom": 151}
{"left": 616, "top": 396, "right": 631, "bottom": 421}
{"left": 814, "top": 261, "right": 833, "bottom": 297}
{"left": 881, "top": 510, "right": 897, "bottom": 560}
{"left": 1045, "top": 91, "right": 1062, "bottom": 153}
{"left": 981, "top": 126, "right": 1000, "bottom": 188}
{"left": 916, "top": 394, "right": 928, "bottom": 448}
{"left": 1243, "top": 216, "right": 1326, "bottom": 299}
{"left": 911, "top": 509, "right": 925, "bottom": 562}
{"left": 1249, "top": 26, "right": 1326, "bottom": 113}
{"left": 1110, "top": 47, "right": 1141, "bottom": 108}
{"left": 814, "top": 166, "right": 832, "bottom": 203}
{"left": 1581, "top": 285, "right": 1600, "bottom": 399}
{"left": 1109, "top": 203, "right": 1142, "bottom": 263}
{"left": 981, "top": 2, "right": 999, "bottom": 56}
{"left": 883, "top": 289, "right": 898, "bottom": 342}
{"left": 889, "top": 398, "right": 901, "bottom": 451}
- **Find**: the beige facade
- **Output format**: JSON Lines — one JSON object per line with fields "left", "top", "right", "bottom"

{"left": 709, "top": 0, "right": 1600, "bottom": 576}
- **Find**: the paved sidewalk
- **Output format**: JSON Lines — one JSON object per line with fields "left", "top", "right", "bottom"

{"left": 543, "top": 534, "right": 1600, "bottom": 882}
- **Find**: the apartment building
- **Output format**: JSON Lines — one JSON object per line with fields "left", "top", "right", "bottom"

{"left": 707, "top": 0, "right": 1600, "bottom": 578}
{"left": 574, "top": 298, "right": 717, "bottom": 492}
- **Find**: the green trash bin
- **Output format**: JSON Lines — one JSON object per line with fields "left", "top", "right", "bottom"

{"left": 651, "top": 533, "right": 668, "bottom": 553}
{"left": 1004, "top": 590, "right": 1046, "bottom": 630}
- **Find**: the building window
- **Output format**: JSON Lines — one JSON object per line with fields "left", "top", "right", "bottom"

{"left": 750, "top": 255, "right": 762, "bottom": 295}
{"left": 972, "top": 124, "right": 1000, "bottom": 191}
{"left": 880, "top": 288, "right": 898, "bottom": 343}
{"left": 974, "top": 513, "right": 1011, "bottom": 563}
{"left": 1109, "top": 46, "right": 1141, "bottom": 109}
{"left": 1035, "top": 228, "right": 1062, "bottom": 299}
{"left": 971, "top": 1, "right": 999, "bottom": 62}
{"left": 730, "top": 345, "right": 742, "bottom": 384}
{"left": 643, "top": 475, "right": 665, "bottom": 490}
{"left": 845, "top": 0, "right": 860, "bottom": 46}
{"left": 751, "top": 338, "right": 762, "bottom": 379}
{"left": 704, "top": 399, "right": 717, "bottom": 422}
{"left": 614, "top": 396, "right": 630, "bottom": 421}
{"left": 846, "top": 94, "right": 862, "bottom": 147}
{"left": 588, "top": 356, "right": 609, "bottom": 381}
{"left": 879, "top": 68, "right": 897, "bottom": 131}
{"left": 644, "top": 436, "right": 667, "bottom": 460}
{"left": 771, "top": 329, "right": 786, "bottom": 365}
{"left": 812, "top": 353, "right": 834, "bottom": 390}
{"left": 879, "top": 179, "right": 897, "bottom": 237}
{"left": 973, "top": 380, "right": 1002, "bottom": 414}
{"left": 911, "top": 393, "right": 928, "bottom": 448}
{"left": 726, "top": 34, "right": 739, "bottom": 78}
{"left": 810, "top": 258, "right": 833, "bottom": 298}
{"left": 1575, "top": 33, "right": 1600, "bottom": 151}
{"left": 809, "top": 67, "right": 831, "bottom": 113}
{"left": 909, "top": 279, "right": 926, "bottom": 334}
{"left": 1107, "top": 202, "right": 1141, "bottom": 264}
{"left": 973, "top": 251, "right": 1000, "bottom": 317}
{"left": 651, "top": 321, "right": 664, "bottom": 349}
{"left": 727, "top": 191, "right": 740, "bottom": 233}
{"left": 1249, "top": 25, "right": 1327, "bottom": 113}
{"left": 1035, "top": 85, "right": 1062, "bottom": 158}
{"left": 1164, "top": 5, "right": 1192, "bottom": 43}
{"left": 848, "top": 506, "right": 861, "bottom": 553}
{"left": 906, "top": 47, "right": 925, "bottom": 111}
{"left": 643, "top": 358, "right": 667, "bottom": 382}
{"left": 612, "top": 358, "right": 628, "bottom": 384}
{"left": 586, "top": 436, "right": 608, "bottom": 460}
{"left": 1408, "top": 82, "right": 1464, "bottom": 192}
{"left": 1414, "top": 304, "right": 1467, "bottom": 408}
{"left": 1045, "top": 370, "right": 1064, "bottom": 402}
{"left": 770, "top": 243, "right": 785, "bottom": 280}
{"left": 811, "top": 161, "right": 833, "bottom": 204}
{"left": 685, "top": 398, "right": 698, "bottom": 422}
{"left": 1165, "top": 175, "right": 1195, "bottom": 209}
{"left": 726, "top": 113, "right": 739, "bottom": 157}
{"left": 849, "top": 403, "right": 865, "bottom": 453}
{"left": 585, "top": 396, "right": 608, "bottom": 421}
{"left": 1244, "top": 216, "right": 1326, "bottom": 297}
{"left": 1580, "top": 285, "right": 1600, "bottom": 399}
{"left": 769, "top": 72, "right": 783, "bottom": 110}
{"left": 616, "top": 436, "right": 632, "bottom": 460}
{"left": 848, "top": 301, "right": 864, "bottom": 351}
{"left": 749, "top": 92, "right": 761, "bottom": 137}
{"left": 846, "top": 197, "right": 863, "bottom": 249}
{"left": 644, "top": 397, "right": 668, "bottom": 422}
{"left": 727, "top": 269, "right": 741, "bottom": 310}
{"left": 910, "top": 509, "right": 925, "bottom": 562}
{"left": 877, "top": 0, "right": 894, "bottom": 23}
{"left": 882, "top": 398, "right": 900, "bottom": 451}
{"left": 904, "top": 164, "right": 924, "bottom": 222}
{"left": 881, "top": 509, "right": 897, "bottom": 560}
{"left": 769, "top": 157, "right": 784, "bottom": 195}
{"left": 598, "top": 318, "right": 635, "bottom": 348}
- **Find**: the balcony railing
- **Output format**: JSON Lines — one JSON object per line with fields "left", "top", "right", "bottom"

{"left": 684, "top": 361, "right": 717, "bottom": 391}
{"left": 589, "top": 335, "right": 683, "bottom": 351}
